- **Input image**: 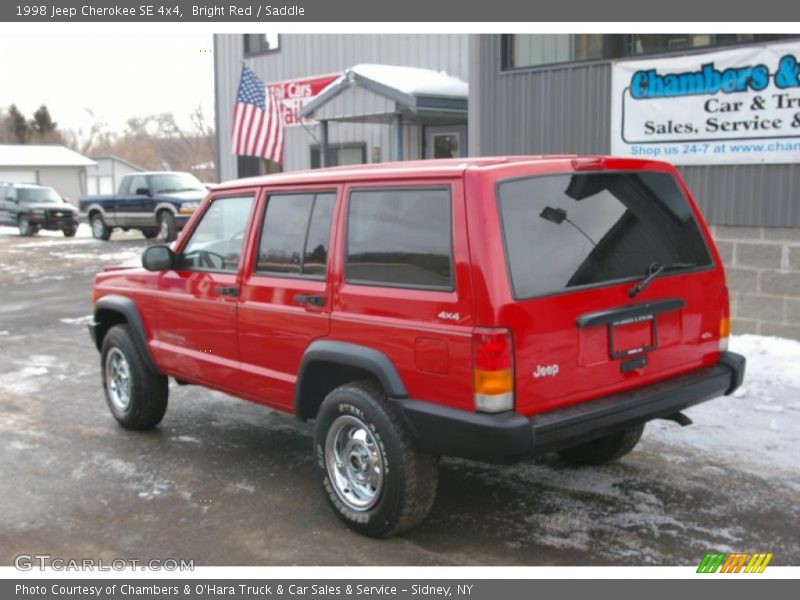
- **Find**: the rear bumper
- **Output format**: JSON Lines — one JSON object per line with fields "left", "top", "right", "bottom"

{"left": 395, "top": 351, "right": 746, "bottom": 464}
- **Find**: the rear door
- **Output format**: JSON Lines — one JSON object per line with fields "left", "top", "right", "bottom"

{"left": 487, "top": 163, "right": 724, "bottom": 415}
{"left": 330, "top": 180, "right": 476, "bottom": 412}
{"left": 236, "top": 186, "right": 338, "bottom": 409}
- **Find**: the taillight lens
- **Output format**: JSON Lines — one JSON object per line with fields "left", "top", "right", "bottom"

{"left": 473, "top": 327, "right": 514, "bottom": 413}
{"left": 720, "top": 286, "right": 731, "bottom": 351}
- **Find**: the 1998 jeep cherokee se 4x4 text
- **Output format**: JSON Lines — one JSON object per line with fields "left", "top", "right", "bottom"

{"left": 88, "top": 156, "right": 745, "bottom": 537}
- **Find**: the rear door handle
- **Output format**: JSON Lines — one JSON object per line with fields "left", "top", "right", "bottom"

{"left": 294, "top": 294, "right": 325, "bottom": 307}
{"left": 214, "top": 286, "right": 239, "bottom": 297}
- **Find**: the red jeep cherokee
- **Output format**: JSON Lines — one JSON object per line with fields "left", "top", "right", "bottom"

{"left": 88, "top": 156, "right": 745, "bottom": 537}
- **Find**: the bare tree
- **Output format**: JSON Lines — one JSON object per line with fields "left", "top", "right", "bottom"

{"left": 59, "top": 107, "right": 217, "bottom": 181}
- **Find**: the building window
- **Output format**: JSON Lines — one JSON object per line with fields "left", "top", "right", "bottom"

{"left": 310, "top": 143, "right": 367, "bottom": 169}
{"left": 243, "top": 33, "right": 280, "bottom": 56}
{"left": 502, "top": 34, "right": 799, "bottom": 70}
{"left": 346, "top": 187, "right": 453, "bottom": 291}
{"left": 626, "top": 34, "right": 769, "bottom": 55}
{"left": 237, "top": 156, "right": 281, "bottom": 178}
{"left": 503, "top": 34, "right": 613, "bottom": 69}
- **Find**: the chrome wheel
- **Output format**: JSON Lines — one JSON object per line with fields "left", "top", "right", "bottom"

{"left": 105, "top": 348, "right": 132, "bottom": 411}
{"left": 325, "top": 415, "right": 384, "bottom": 511}
{"left": 91, "top": 216, "right": 105, "bottom": 239}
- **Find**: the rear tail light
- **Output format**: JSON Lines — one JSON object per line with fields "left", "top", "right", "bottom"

{"left": 719, "top": 286, "right": 731, "bottom": 351}
{"left": 473, "top": 327, "right": 514, "bottom": 413}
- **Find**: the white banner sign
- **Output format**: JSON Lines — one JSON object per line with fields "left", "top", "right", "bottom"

{"left": 611, "top": 42, "right": 800, "bottom": 165}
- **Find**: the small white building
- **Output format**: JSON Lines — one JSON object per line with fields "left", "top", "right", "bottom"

{"left": 0, "top": 144, "right": 96, "bottom": 205}
{"left": 86, "top": 155, "right": 144, "bottom": 196}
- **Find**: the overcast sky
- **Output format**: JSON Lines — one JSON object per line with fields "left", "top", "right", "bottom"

{"left": 0, "top": 34, "right": 215, "bottom": 139}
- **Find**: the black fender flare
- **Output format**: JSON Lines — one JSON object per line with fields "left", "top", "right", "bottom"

{"left": 92, "top": 295, "right": 160, "bottom": 374}
{"left": 294, "top": 340, "right": 408, "bottom": 418}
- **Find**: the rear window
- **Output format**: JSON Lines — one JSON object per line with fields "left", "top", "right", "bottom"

{"left": 497, "top": 172, "right": 713, "bottom": 299}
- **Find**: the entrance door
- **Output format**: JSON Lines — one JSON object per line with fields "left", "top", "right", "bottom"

{"left": 425, "top": 125, "right": 467, "bottom": 159}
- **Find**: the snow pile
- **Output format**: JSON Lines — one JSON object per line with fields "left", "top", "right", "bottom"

{"left": 646, "top": 334, "right": 800, "bottom": 481}
{"left": 729, "top": 334, "right": 800, "bottom": 391}
{"left": 348, "top": 64, "right": 468, "bottom": 98}
{"left": 60, "top": 315, "right": 93, "bottom": 325}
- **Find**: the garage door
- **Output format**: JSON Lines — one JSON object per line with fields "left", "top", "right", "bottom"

{"left": 0, "top": 170, "right": 37, "bottom": 184}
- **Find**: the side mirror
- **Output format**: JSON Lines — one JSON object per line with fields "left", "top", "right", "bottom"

{"left": 142, "top": 245, "right": 175, "bottom": 271}
{"left": 135, "top": 187, "right": 152, "bottom": 196}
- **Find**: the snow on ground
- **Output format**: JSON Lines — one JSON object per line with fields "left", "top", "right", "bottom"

{"left": 59, "top": 315, "right": 94, "bottom": 325}
{"left": 0, "top": 224, "right": 92, "bottom": 240}
{"left": 0, "top": 225, "right": 143, "bottom": 281}
{"left": 645, "top": 335, "right": 800, "bottom": 482}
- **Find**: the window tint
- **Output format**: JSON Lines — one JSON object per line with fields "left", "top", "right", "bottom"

{"left": 180, "top": 196, "right": 253, "bottom": 272}
{"left": 497, "top": 172, "right": 713, "bottom": 299}
{"left": 18, "top": 187, "right": 61, "bottom": 203}
{"left": 303, "top": 194, "right": 335, "bottom": 276}
{"left": 347, "top": 188, "right": 452, "bottom": 290}
{"left": 257, "top": 192, "right": 335, "bottom": 277}
{"left": 127, "top": 175, "right": 148, "bottom": 195}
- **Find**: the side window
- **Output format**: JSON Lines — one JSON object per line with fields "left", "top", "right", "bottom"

{"left": 127, "top": 175, "right": 148, "bottom": 195}
{"left": 346, "top": 188, "right": 453, "bottom": 290}
{"left": 180, "top": 196, "right": 254, "bottom": 272}
{"left": 256, "top": 192, "right": 335, "bottom": 277}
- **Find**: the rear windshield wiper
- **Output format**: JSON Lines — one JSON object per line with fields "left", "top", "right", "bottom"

{"left": 628, "top": 262, "right": 697, "bottom": 298}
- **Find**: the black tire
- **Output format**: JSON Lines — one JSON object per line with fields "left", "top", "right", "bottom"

{"left": 63, "top": 226, "right": 77, "bottom": 237}
{"left": 90, "top": 213, "right": 112, "bottom": 241}
{"left": 141, "top": 228, "right": 159, "bottom": 239}
{"left": 18, "top": 216, "right": 36, "bottom": 237}
{"left": 100, "top": 324, "right": 168, "bottom": 430}
{"left": 558, "top": 423, "right": 645, "bottom": 466}
{"left": 314, "top": 380, "right": 438, "bottom": 537}
{"left": 157, "top": 211, "right": 178, "bottom": 242}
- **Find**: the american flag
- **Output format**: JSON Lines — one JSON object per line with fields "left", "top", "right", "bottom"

{"left": 231, "top": 65, "right": 284, "bottom": 164}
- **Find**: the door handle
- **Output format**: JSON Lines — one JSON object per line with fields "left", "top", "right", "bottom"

{"left": 294, "top": 294, "right": 325, "bottom": 307}
{"left": 214, "top": 286, "right": 239, "bottom": 297}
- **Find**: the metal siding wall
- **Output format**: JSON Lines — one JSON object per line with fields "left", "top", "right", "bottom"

{"left": 470, "top": 35, "right": 800, "bottom": 227}
{"left": 37, "top": 167, "right": 83, "bottom": 205}
{"left": 215, "top": 34, "right": 469, "bottom": 181}
{"left": 679, "top": 164, "right": 800, "bottom": 227}
{"left": 470, "top": 35, "right": 609, "bottom": 157}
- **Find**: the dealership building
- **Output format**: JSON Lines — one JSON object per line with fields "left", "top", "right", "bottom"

{"left": 214, "top": 34, "right": 469, "bottom": 179}
{"left": 215, "top": 34, "right": 800, "bottom": 339}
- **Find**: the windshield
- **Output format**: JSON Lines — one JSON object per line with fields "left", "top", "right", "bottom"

{"left": 497, "top": 171, "right": 713, "bottom": 299}
{"left": 149, "top": 173, "right": 205, "bottom": 194}
{"left": 18, "top": 187, "right": 63, "bottom": 204}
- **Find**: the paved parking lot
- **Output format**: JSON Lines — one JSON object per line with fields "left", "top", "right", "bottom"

{"left": 1, "top": 226, "right": 798, "bottom": 566}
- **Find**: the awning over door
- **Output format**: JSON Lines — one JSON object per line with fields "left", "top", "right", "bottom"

{"left": 299, "top": 64, "right": 468, "bottom": 125}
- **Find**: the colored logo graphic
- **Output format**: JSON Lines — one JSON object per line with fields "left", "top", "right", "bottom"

{"left": 697, "top": 552, "right": 773, "bottom": 573}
